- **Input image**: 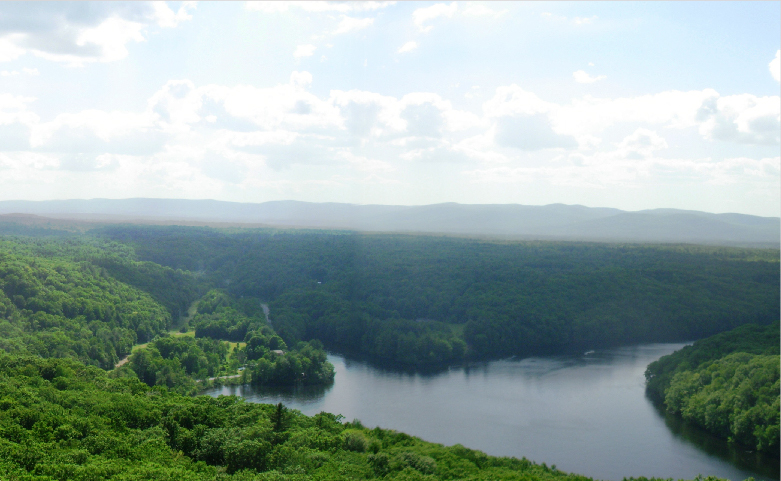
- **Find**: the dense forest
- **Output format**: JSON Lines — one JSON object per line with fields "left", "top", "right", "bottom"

{"left": 0, "top": 352, "right": 729, "bottom": 481}
{"left": 1, "top": 224, "right": 777, "bottom": 372}
{"left": 0, "top": 221, "right": 777, "bottom": 479}
{"left": 645, "top": 323, "right": 780, "bottom": 454}
{"left": 0, "top": 236, "right": 334, "bottom": 390}
{"left": 0, "top": 238, "right": 176, "bottom": 369}
{"left": 97, "top": 225, "right": 779, "bottom": 368}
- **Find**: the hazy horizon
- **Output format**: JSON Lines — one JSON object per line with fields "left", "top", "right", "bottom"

{"left": 0, "top": 2, "right": 778, "bottom": 216}
{"left": 2, "top": 196, "right": 781, "bottom": 218}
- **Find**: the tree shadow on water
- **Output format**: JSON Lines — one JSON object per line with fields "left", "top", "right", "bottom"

{"left": 648, "top": 396, "right": 780, "bottom": 480}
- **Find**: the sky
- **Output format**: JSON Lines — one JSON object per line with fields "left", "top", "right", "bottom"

{"left": 0, "top": 1, "right": 779, "bottom": 216}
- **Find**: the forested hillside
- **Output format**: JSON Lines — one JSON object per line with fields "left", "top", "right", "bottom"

{"left": 0, "top": 222, "right": 775, "bottom": 478}
{"left": 645, "top": 323, "right": 780, "bottom": 454}
{"left": 122, "top": 290, "right": 335, "bottom": 395}
{"left": 0, "top": 235, "right": 334, "bottom": 390}
{"left": 0, "top": 352, "right": 726, "bottom": 481}
{"left": 0, "top": 238, "right": 182, "bottom": 369}
{"left": 98, "top": 225, "right": 780, "bottom": 367}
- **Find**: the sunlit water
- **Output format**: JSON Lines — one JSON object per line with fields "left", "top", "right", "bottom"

{"left": 206, "top": 344, "right": 779, "bottom": 481}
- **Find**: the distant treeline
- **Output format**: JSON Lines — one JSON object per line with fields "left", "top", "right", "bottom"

{"left": 646, "top": 322, "right": 780, "bottom": 454}
{"left": 97, "top": 225, "right": 780, "bottom": 368}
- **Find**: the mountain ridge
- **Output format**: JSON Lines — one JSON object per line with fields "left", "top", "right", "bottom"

{"left": 0, "top": 198, "right": 777, "bottom": 247}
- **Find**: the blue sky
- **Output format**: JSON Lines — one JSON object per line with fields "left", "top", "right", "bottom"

{"left": 0, "top": 1, "right": 779, "bottom": 215}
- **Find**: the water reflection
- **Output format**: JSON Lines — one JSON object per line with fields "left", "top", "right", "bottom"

{"left": 217, "top": 381, "right": 334, "bottom": 405}
{"left": 206, "top": 345, "right": 779, "bottom": 481}
{"left": 653, "top": 401, "right": 780, "bottom": 479}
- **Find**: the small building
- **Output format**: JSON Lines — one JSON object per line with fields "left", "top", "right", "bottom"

{"left": 271, "top": 350, "right": 285, "bottom": 356}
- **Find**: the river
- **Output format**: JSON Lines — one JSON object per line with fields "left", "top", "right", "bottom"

{"left": 205, "top": 343, "right": 779, "bottom": 481}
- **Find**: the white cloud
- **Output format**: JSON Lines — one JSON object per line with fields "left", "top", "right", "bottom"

{"left": 398, "top": 41, "right": 418, "bottom": 54}
{"left": 413, "top": 2, "right": 457, "bottom": 33}
{"left": 540, "top": 12, "right": 598, "bottom": 26}
{"left": 551, "top": 89, "right": 720, "bottom": 136}
{"left": 290, "top": 70, "right": 313, "bottom": 88}
{"left": 494, "top": 114, "right": 578, "bottom": 151}
{"left": 697, "top": 93, "right": 780, "bottom": 145}
{"left": 333, "top": 16, "right": 374, "bottom": 35}
{"left": 573, "top": 16, "right": 597, "bottom": 25}
{"left": 246, "top": 1, "right": 395, "bottom": 14}
{"left": 770, "top": 50, "right": 780, "bottom": 83}
{"left": 294, "top": 44, "right": 317, "bottom": 58}
{"left": 0, "top": 2, "right": 195, "bottom": 66}
{"left": 618, "top": 129, "right": 668, "bottom": 159}
{"left": 573, "top": 70, "right": 606, "bottom": 84}
{"left": 483, "top": 85, "right": 555, "bottom": 118}
{"left": 0, "top": 37, "right": 25, "bottom": 62}
{"left": 152, "top": 2, "right": 197, "bottom": 28}
{"left": 331, "top": 89, "right": 405, "bottom": 137}
{"left": 338, "top": 150, "right": 395, "bottom": 173}
{"left": 0, "top": 67, "right": 775, "bottom": 205}
{"left": 461, "top": 3, "right": 506, "bottom": 17}
{"left": 482, "top": 85, "right": 780, "bottom": 148}
{"left": 1, "top": 68, "right": 38, "bottom": 77}
{"left": 30, "top": 109, "right": 160, "bottom": 154}
{"left": 0, "top": 93, "right": 38, "bottom": 133}
{"left": 463, "top": 154, "right": 780, "bottom": 193}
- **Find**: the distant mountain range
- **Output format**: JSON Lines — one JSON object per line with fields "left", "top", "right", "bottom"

{"left": 0, "top": 198, "right": 778, "bottom": 247}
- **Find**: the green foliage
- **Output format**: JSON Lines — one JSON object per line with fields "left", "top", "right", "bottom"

{"left": 97, "top": 225, "right": 779, "bottom": 368}
{"left": 665, "top": 353, "right": 779, "bottom": 453}
{"left": 193, "top": 290, "right": 266, "bottom": 342}
{"left": 646, "top": 323, "right": 780, "bottom": 453}
{"left": 90, "top": 255, "right": 204, "bottom": 321}
{"left": 645, "top": 322, "right": 780, "bottom": 400}
{"left": 0, "top": 352, "right": 727, "bottom": 480}
{"left": 123, "top": 289, "right": 334, "bottom": 392}
{"left": 248, "top": 340, "right": 334, "bottom": 387}
{"left": 0, "top": 239, "right": 172, "bottom": 368}
{"left": 127, "top": 335, "right": 231, "bottom": 394}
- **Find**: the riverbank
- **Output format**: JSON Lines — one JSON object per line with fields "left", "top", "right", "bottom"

{"left": 206, "top": 347, "right": 778, "bottom": 481}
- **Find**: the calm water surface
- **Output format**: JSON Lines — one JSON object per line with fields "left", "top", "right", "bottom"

{"left": 206, "top": 344, "right": 779, "bottom": 481}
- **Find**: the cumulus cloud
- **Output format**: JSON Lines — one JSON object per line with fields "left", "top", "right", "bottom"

{"left": 618, "top": 129, "right": 668, "bottom": 159}
{"left": 770, "top": 50, "right": 780, "bottom": 82}
{"left": 398, "top": 41, "right": 418, "bottom": 54}
{"left": 0, "top": 67, "right": 776, "bottom": 202}
{"left": 30, "top": 109, "right": 163, "bottom": 155}
{"left": 573, "top": 70, "right": 606, "bottom": 84}
{"left": 0, "top": 2, "right": 195, "bottom": 66}
{"left": 494, "top": 114, "right": 578, "bottom": 151}
{"left": 0, "top": 37, "right": 25, "bottom": 62}
{"left": 482, "top": 84, "right": 780, "bottom": 148}
{"left": 697, "top": 93, "right": 780, "bottom": 145}
{"left": 333, "top": 16, "right": 374, "bottom": 35}
{"left": 331, "top": 90, "right": 404, "bottom": 137}
{"left": 413, "top": 2, "right": 457, "bottom": 33}
{"left": 294, "top": 44, "right": 316, "bottom": 58}
{"left": 551, "top": 89, "right": 720, "bottom": 136}
{"left": 0, "top": 93, "right": 39, "bottom": 127}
